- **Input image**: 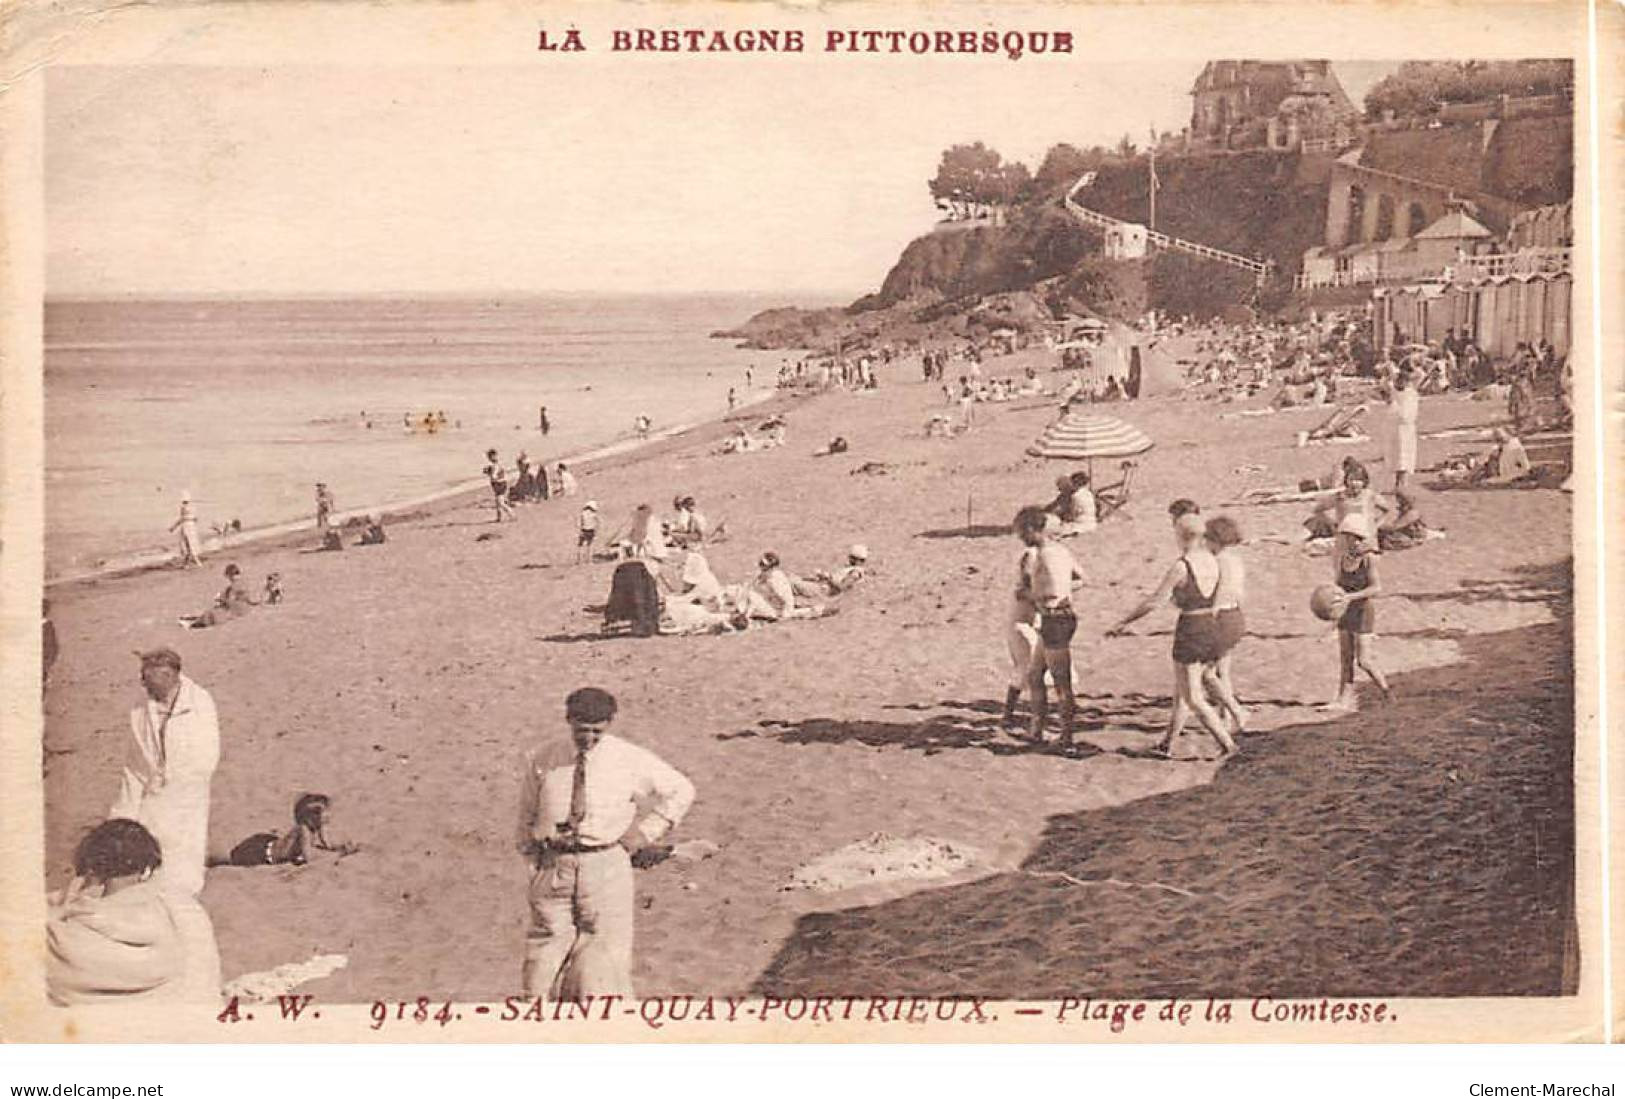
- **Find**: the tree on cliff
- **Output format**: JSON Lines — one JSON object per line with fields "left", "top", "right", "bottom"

{"left": 1363, "top": 60, "right": 1573, "bottom": 120}
{"left": 928, "top": 143, "right": 1030, "bottom": 214}
{"left": 1033, "top": 143, "right": 1113, "bottom": 196}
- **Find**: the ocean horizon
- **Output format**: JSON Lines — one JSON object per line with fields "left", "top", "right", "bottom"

{"left": 44, "top": 292, "right": 826, "bottom": 576}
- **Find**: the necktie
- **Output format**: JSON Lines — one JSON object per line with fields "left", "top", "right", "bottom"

{"left": 567, "top": 749, "right": 589, "bottom": 834}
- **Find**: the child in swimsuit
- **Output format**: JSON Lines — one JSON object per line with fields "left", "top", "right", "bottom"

{"left": 1328, "top": 514, "right": 1391, "bottom": 710}
{"left": 222, "top": 793, "right": 357, "bottom": 867}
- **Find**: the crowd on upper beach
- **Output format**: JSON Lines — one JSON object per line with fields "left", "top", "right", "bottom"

{"left": 1175, "top": 310, "right": 1571, "bottom": 433}
{"left": 43, "top": 301, "right": 1573, "bottom": 1010}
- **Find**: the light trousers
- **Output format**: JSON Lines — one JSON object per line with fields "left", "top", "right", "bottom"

{"left": 522, "top": 847, "right": 635, "bottom": 999}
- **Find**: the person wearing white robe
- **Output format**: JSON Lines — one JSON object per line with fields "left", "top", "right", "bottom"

{"left": 1389, "top": 369, "right": 1421, "bottom": 491}
{"left": 110, "top": 649, "right": 222, "bottom": 1001}
{"left": 659, "top": 551, "right": 737, "bottom": 634}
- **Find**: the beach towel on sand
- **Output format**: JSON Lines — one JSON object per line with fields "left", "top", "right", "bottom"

{"left": 605, "top": 561, "right": 661, "bottom": 637}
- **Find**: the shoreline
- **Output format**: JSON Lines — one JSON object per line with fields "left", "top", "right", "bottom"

{"left": 45, "top": 387, "right": 786, "bottom": 591}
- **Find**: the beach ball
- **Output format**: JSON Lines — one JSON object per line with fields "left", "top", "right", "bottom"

{"left": 1309, "top": 584, "right": 1347, "bottom": 622}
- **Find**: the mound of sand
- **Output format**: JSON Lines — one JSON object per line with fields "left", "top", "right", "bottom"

{"left": 785, "top": 833, "right": 984, "bottom": 894}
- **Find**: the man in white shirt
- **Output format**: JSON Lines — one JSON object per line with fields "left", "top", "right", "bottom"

{"left": 109, "top": 648, "right": 222, "bottom": 1000}
{"left": 516, "top": 688, "right": 695, "bottom": 998}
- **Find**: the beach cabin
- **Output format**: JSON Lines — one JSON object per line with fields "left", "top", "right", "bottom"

{"left": 1366, "top": 238, "right": 1413, "bottom": 282}
{"left": 1299, "top": 246, "right": 1338, "bottom": 288}
{"left": 1103, "top": 222, "right": 1149, "bottom": 260}
{"left": 1345, "top": 242, "right": 1382, "bottom": 285}
{"left": 1411, "top": 210, "right": 1494, "bottom": 273}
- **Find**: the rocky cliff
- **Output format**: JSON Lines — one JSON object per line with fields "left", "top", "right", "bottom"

{"left": 721, "top": 148, "right": 1331, "bottom": 349}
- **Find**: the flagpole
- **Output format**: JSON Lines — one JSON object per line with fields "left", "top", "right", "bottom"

{"left": 1147, "top": 126, "right": 1157, "bottom": 231}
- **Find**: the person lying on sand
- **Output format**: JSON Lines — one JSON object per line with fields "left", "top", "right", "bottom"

{"left": 791, "top": 544, "right": 869, "bottom": 599}
{"left": 357, "top": 514, "right": 386, "bottom": 546}
{"left": 817, "top": 436, "right": 849, "bottom": 456}
{"left": 215, "top": 793, "right": 358, "bottom": 868}
{"left": 721, "top": 426, "right": 759, "bottom": 453}
{"left": 180, "top": 563, "right": 257, "bottom": 628}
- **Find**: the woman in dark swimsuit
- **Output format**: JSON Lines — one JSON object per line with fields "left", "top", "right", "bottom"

{"left": 1202, "top": 515, "right": 1249, "bottom": 735}
{"left": 1107, "top": 512, "right": 1236, "bottom": 758}
{"left": 1328, "top": 514, "right": 1391, "bottom": 710}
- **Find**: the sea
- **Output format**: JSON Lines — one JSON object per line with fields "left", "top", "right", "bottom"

{"left": 43, "top": 294, "right": 798, "bottom": 579}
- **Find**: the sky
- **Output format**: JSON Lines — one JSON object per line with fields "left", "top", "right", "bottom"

{"left": 45, "top": 61, "right": 1399, "bottom": 298}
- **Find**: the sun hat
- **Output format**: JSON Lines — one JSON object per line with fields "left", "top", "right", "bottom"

{"left": 584, "top": 500, "right": 598, "bottom": 510}
{"left": 848, "top": 543, "right": 869, "bottom": 561}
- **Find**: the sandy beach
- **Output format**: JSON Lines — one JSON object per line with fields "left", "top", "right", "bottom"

{"left": 39, "top": 340, "right": 1574, "bottom": 1001}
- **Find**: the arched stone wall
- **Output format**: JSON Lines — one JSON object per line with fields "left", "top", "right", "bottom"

{"left": 1374, "top": 193, "right": 1397, "bottom": 240}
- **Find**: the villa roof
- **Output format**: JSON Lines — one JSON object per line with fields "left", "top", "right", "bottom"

{"left": 1416, "top": 210, "right": 1493, "bottom": 240}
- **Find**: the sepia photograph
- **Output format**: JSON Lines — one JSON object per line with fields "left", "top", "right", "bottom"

{"left": 0, "top": 0, "right": 1614, "bottom": 1057}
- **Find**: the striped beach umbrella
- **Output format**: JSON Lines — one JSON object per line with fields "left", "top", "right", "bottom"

{"left": 1027, "top": 411, "right": 1154, "bottom": 461}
